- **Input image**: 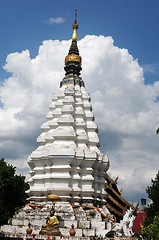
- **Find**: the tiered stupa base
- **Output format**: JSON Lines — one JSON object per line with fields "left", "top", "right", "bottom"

{"left": 0, "top": 201, "right": 114, "bottom": 237}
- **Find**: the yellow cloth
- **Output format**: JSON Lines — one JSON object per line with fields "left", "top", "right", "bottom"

{"left": 48, "top": 216, "right": 59, "bottom": 226}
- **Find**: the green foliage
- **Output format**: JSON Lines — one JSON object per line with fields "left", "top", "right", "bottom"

{"left": 140, "top": 171, "right": 159, "bottom": 239}
{"left": 145, "top": 171, "right": 159, "bottom": 220}
{"left": 89, "top": 210, "right": 96, "bottom": 218}
{"left": 143, "top": 215, "right": 154, "bottom": 228}
{"left": 141, "top": 215, "right": 159, "bottom": 240}
{"left": 0, "top": 158, "right": 29, "bottom": 226}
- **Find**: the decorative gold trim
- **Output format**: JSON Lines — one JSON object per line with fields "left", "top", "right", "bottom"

{"left": 72, "top": 9, "right": 78, "bottom": 40}
{"left": 65, "top": 54, "right": 81, "bottom": 63}
{"left": 72, "top": 28, "right": 77, "bottom": 40}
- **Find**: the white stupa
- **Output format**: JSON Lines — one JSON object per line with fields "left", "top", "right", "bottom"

{"left": 27, "top": 12, "right": 109, "bottom": 205}
{"left": 1, "top": 13, "right": 138, "bottom": 238}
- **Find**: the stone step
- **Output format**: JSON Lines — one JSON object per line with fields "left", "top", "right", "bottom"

{"left": 0, "top": 203, "right": 114, "bottom": 237}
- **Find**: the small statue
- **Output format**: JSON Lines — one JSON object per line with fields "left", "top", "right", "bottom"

{"left": 112, "top": 207, "right": 136, "bottom": 237}
{"left": 26, "top": 222, "right": 32, "bottom": 234}
{"left": 39, "top": 207, "right": 61, "bottom": 236}
{"left": 129, "top": 214, "right": 136, "bottom": 236}
{"left": 69, "top": 224, "right": 76, "bottom": 236}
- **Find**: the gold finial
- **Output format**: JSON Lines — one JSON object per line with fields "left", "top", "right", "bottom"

{"left": 72, "top": 9, "right": 78, "bottom": 41}
{"left": 64, "top": 8, "right": 82, "bottom": 75}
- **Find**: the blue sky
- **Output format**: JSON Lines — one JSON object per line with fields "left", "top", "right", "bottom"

{"left": 0, "top": 0, "right": 159, "bottom": 83}
{"left": 0, "top": 0, "right": 159, "bottom": 205}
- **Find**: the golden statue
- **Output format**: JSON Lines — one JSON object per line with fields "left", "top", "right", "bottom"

{"left": 39, "top": 207, "right": 61, "bottom": 236}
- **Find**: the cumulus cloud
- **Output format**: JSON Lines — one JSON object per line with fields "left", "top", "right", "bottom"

{"left": 1, "top": 35, "right": 159, "bottom": 204}
{"left": 142, "top": 62, "right": 159, "bottom": 76}
{"left": 44, "top": 17, "right": 65, "bottom": 24}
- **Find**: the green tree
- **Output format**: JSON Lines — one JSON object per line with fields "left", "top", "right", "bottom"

{"left": 0, "top": 158, "right": 29, "bottom": 226}
{"left": 140, "top": 171, "right": 159, "bottom": 239}
{"left": 141, "top": 215, "right": 159, "bottom": 240}
{"left": 145, "top": 171, "right": 159, "bottom": 219}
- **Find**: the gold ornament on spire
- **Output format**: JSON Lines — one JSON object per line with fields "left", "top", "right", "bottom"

{"left": 64, "top": 8, "right": 82, "bottom": 67}
{"left": 72, "top": 9, "right": 78, "bottom": 40}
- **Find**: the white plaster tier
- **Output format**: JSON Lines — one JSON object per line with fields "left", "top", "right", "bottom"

{"left": 27, "top": 83, "right": 109, "bottom": 204}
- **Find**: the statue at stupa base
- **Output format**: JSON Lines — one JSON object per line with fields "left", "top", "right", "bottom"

{"left": 39, "top": 207, "right": 62, "bottom": 236}
{"left": 112, "top": 207, "right": 136, "bottom": 237}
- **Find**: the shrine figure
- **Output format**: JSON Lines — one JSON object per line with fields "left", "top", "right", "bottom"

{"left": 112, "top": 207, "right": 136, "bottom": 237}
{"left": 39, "top": 207, "right": 61, "bottom": 236}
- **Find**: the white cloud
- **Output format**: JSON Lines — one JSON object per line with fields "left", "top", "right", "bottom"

{"left": 142, "top": 62, "right": 159, "bottom": 75}
{"left": 0, "top": 35, "right": 159, "bottom": 204}
{"left": 44, "top": 17, "right": 65, "bottom": 24}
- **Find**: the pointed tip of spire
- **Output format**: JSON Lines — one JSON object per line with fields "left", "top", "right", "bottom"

{"left": 63, "top": 9, "right": 82, "bottom": 77}
{"left": 72, "top": 9, "right": 78, "bottom": 29}
{"left": 72, "top": 9, "right": 78, "bottom": 41}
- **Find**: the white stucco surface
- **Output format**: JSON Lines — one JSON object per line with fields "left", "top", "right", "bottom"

{"left": 27, "top": 83, "right": 109, "bottom": 203}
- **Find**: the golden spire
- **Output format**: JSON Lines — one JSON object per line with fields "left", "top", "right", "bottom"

{"left": 63, "top": 8, "right": 82, "bottom": 79}
{"left": 72, "top": 9, "right": 78, "bottom": 41}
